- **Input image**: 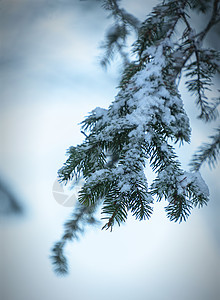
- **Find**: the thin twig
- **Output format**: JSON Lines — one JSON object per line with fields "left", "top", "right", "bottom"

{"left": 198, "top": 0, "right": 220, "bottom": 42}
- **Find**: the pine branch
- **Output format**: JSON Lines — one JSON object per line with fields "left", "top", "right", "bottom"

{"left": 152, "top": 170, "right": 209, "bottom": 222}
{"left": 180, "top": 10, "right": 220, "bottom": 121}
{"left": 102, "top": 197, "right": 127, "bottom": 231}
{"left": 190, "top": 0, "right": 213, "bottom": 13}
{"left": 100, "top": 0, "right": 140, "bottom": 67}
{"left": 129, "top": 185, "right": 153, "bottom": 220}
{"left": 50, "top": 241, "right": 68, "bottom": 275}
{"left": 165, "top": 195, "right": 192, "bottom": 223}
{"left": 100, "top": 24, "right": 129, "bottom": 68}
{"left": 51, "top": 0, "right": 218, "bottom": 275}
{"left": 133, "top": 0, "right": 185, "bottom": 59}
{"left": 102, "top": 0, "right": 140, "bottom": 29}
{"left": 190, "top": 127, "right": 220, "bottom": 171}
{"left": 172, "top": 0, "right": 220, "bottom": 79}
{"left": 50, "top": 202, "right": 99, "bottom": 275}
{"left": 197, "top": 0, "right": 220, "bottom": 41}
{"left": 184, "top": 49, "right": 220, "bottom": 121}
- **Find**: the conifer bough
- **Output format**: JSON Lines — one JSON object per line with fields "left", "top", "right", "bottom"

{"left": 50, "top": 0, "right": 220, "bottom": 275}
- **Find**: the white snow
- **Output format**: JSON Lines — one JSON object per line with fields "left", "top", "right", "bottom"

{"left": 81, "top": 35, "right": 208, "bottom": 207}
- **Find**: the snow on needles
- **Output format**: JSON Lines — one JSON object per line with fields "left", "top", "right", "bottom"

{"left": 79, "top": 40, "right": 208, "bottom": 215}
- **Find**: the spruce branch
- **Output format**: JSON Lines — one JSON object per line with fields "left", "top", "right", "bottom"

{"left": 165, "top": 195, "right": 192, "bottom": 223}
{"left": 102, "top": 0, "right": 140, "bottom": 30}
{"left": 197, "top": 0, "right": 220, "bottom": 42}
{"left": 51, "top": 0, "right": 217, "bottom": 275}
{"left": 172, "top": 0, "right": 220, "bottom": 80}
{"left": 189, "top": 0, "right": 213, "bottom": 13}
{"left": 184, "top": 48, "right": 220, "bottom": 121}
{"left": 102, "top": 197, "right": 127, "bottom": 231}
{"left": 190, "top": 127, "right": 220, "bottom": 171}
{"left": 50, "top": 241, "right": 68, "bottom": 275}
{"left": 180, "top": 11, "right": 220, "bottom": 121}
{"left": 100, "top": 0, "right": 140, "bottom": 67}
{"left": 50, "top": 202, "right": 99, "bottom": 275}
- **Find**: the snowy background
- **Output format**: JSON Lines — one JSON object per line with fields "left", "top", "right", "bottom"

{"left": 0, "top": 1, "right": 220, "bottom": 300}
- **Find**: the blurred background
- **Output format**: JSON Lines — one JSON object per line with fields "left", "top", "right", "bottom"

{"left": 0, "top": 1, "right": 219, "bottom": 300}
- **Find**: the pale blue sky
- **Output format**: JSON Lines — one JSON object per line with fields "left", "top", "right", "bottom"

{"left": 0, "top": 1, "right": 220, "bottom": 300}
